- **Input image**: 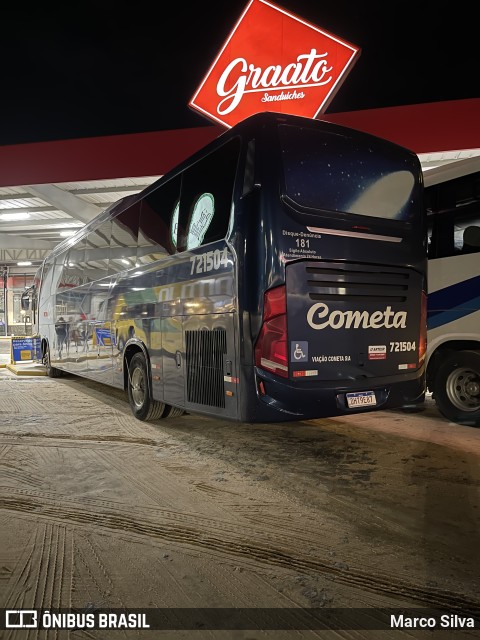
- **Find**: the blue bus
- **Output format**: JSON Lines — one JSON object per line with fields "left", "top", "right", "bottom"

{"left": 28, "top": 112, "right": 427, "bottom": 423}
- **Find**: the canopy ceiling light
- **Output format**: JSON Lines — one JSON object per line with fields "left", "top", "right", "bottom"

{"left": 0, "top": 211, "right": 30, "bottom": 221}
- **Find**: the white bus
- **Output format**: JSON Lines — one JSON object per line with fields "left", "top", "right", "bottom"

{"left": 424, "top": 155, "right": 480, "bottom": 426}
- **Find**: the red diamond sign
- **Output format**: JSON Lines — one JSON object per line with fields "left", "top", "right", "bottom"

{"left": 190, "top": 0, "right": 361, "bottom": 128}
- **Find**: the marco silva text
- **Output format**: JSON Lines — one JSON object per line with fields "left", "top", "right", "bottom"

{"left": 391, "top": 613, "right": 477, "bottom": 629}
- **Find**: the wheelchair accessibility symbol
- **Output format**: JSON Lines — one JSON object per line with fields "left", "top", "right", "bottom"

{"left": 290, "top": 341, "right": 308, "bottom": 362}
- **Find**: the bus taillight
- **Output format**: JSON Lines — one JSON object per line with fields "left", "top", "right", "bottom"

{"left": 419, "top": 290, "right": 427, "bottom": 364}
{"left": 255, "top": 285, "right": 288, "bottom": 378}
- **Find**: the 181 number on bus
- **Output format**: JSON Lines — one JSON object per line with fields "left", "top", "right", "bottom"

{"left": 190, "top": 248, "right": 229, "bottom": 275}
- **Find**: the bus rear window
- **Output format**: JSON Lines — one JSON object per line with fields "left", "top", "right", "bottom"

{"left": 279, "top": 124, "right": 418, "bottom": 222}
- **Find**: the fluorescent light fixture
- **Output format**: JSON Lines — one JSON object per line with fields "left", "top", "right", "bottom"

{"left": 120, "top": 259, "right": 129, "bottom": 264}
{"left": 60, "top": 230, "right": 76, "bottom": 237}
{"left": 17, "top": 261, "right": 32, "bottom": 266}
{"left": 0, "top": 212, "right": 31, "bottom": 221}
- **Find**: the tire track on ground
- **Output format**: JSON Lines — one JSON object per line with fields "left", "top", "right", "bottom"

{"left": 1, "top": 486, "right": 288, "bottom": 544}
{"left": 0, "top": 432, "right": 159, "bottom": 446}
{"left": 2, "top": 518, "right": 72, "bottom": 614}
{"left": 2, "top": 492, "right": 478, "bottom": 613}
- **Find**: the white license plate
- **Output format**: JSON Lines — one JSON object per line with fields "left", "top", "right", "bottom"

{"left": 346, "top": 391, "right": 376, "bottom": 408}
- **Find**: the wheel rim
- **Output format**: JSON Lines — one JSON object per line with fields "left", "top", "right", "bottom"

{"left": 131, "top": 366, "right": 145, "bottom": 409}
{"left": 446, "top": 366, "right": 480, "bottom": 412}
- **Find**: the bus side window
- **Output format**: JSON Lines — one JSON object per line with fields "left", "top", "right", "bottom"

{"left": 111, "top": 201, "right": 141, "bottom": 270}
{"left": 428, "top": 212, "right": 456, "bottom": 259}
{"left": 65, "top": 237, "right": 87, "bottom": 285}
{"left": 242, "top": 139, "right": 257, "bottom": 196}
{"left": 426, "top": 171, "right": 480, "bottom": 259}
{"left": 84, "top": 219, "right": 112, "bottom": 279}
{"left": 179, "top": 137, "right": 241, "bottom": 251}
{"left": 40, "top": 259, "right": 54, "bottom": 300}
{"left": 425, "top": 183, "right": 457, "bottom": 259}
{"left": 462, "top": 225, "right": 480, "bottom": 253}
{"left": 139, "top": 176, "right": 181, "bottom": 261}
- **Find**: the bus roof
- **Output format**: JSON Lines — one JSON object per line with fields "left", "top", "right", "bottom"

{"left": 423, "top": 155, "right": 480, "bottom": 187}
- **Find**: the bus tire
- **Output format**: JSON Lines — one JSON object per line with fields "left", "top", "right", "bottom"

{"left": 128, "top": 352, "right": 165, "bottom": 421}
{"left": 433, "top": 350, "right": 480, "bottom": 427}
{"left": 162, "top": 405, "right": 185, "bottom": 418}
{"left": 44, "top": 346, "right": 62, "bottom": 378}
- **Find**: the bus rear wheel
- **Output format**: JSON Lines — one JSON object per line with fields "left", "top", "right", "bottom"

{"left": 434, "top": 350, "right": 480, "bottom": 427}
{"left": 128, "top": 352, "right": 165, "bottom": 421}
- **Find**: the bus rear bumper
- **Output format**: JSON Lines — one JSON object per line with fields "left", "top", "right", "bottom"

{"left": 249, "top": 367, "right": 426, "bottom": 423}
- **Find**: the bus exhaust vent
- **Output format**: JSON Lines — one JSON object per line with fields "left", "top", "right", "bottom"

{"left": 304, "top": 263, "right": 409, "bottom": 303}
{"left": 186, "top": 329, "right": 226, "bottom": 408}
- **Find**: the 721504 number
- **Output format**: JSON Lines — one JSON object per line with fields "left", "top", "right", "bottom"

{"left": 190, "top": 248, "right": 229, "bottom": 275}
{"left": 390, "top": 341, "right": 416, "bottom": 352}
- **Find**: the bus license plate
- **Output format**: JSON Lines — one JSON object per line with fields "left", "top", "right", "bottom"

{"left": 346, "top": 391, "right": 376, "bottom": 408}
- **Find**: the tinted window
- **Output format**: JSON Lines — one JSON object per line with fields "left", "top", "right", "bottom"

{"left": 84, "top": 219, "right": 112, "bottom": 282}
{"left": 58, "top": 234, "right": 87, "bottom": 289}
{"left": 110, "top": 201, "right": 141, "bottom": 270}
{"left": 139, "top": 175, "right": 181, "bottom": 263}
{"left": 426, "top": 171, "right": 480, "bottom": 258}
{"left": 178, "top": 138, "right": 240, "bottom": 251}
{"left": 279, "top": 124, "right": 418, "bottom": 221}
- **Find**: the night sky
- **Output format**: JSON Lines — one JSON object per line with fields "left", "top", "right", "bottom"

{"left": 1, "top": 0, "right": 477, "bottom": 145}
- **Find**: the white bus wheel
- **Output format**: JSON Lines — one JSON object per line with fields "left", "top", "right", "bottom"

{"left": 434, "top": 350, "right": 480, "bottom": 427}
